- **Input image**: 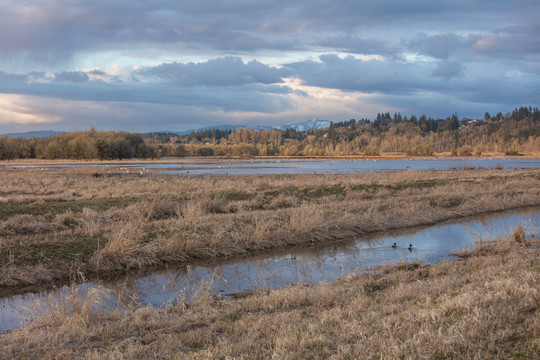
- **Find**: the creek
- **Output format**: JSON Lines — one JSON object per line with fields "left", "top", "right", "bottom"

{"left": 0, "top": 207, "right": 538, "bottom": 333}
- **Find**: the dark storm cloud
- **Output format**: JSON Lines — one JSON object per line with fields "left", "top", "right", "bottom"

{"left": 0, "top": 70, "right": 295, "bottom": 113}
{"left": 406, "top": 33, "right": 479, "bottom": 59}
{"left": 137, "top": 57, "right": 287, "bottom": 86}
{"left": 431, "top": 61, "right": 463, "bottom": 78}
{"left": 28, "top": 71, "right": 47, "bottom": 81}
{"left": 1, "top": 0, "right": 539, "bottom": 64}
{"left": 0, "top": 71, "right": 28, "bottom": 83}
{"left": 54, "top": 71, "right": 89, "bottom": 83}
{"left": 285, "top": 54, "right": 440, "bottom": 94}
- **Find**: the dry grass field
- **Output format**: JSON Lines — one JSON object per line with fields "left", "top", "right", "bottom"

{"left": 0, "top": 226, "right": 538, "bottom": 359}
{"left": 1, "top": 166, "right": 540, "bottom": 294}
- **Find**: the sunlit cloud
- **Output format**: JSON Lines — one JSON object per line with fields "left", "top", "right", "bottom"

{"left": 472, "top": 37, "right": 499, "bottom": 53}
{"left": 0, "top": 1, "right": 539, "bottom": 133}
{"left": 279, "top": 77, "right": 393, "bottom": 121}
{"left": 0, "top": 94, "right": 61, "bottom": 125}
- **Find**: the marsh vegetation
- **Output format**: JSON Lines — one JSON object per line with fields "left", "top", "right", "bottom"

{"left": 1, "top": 166, "right": 539, "bottom": 294}
{"left": 0, "top": 226, "right": 537, "bottom": 359}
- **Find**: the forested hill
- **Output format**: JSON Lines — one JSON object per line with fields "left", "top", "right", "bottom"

{"left": 1, "top": 106, "right": 539, "bottom": 160}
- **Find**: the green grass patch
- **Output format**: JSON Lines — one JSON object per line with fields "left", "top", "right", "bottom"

{"left": 219, "top": 191, "right": 253, "bottom": 201}
{"left": 350, "top": 179, "right": 453, "bottom": 193}
{"left": 263, "top": 186, "right": 299, "bottom": 198}
{"left": 0, "top": 197, "right": 146, "bottom": 221}
{"left": 302, "top": 185, "right": 345, "bottom": 198}
{"left": 1, "top": 235, "right": 102, "bottom": 268}
{"left": 264, "top": 185, "right": 345, "bottom": 200}
{"left": 350, "top": 183, "right": 384, "bottom": 193}
{"left": 144, "top": 227, "right": 159, "bottom": 240}
{"left": 391, "top": 179, "right": 451, "bottom": 191}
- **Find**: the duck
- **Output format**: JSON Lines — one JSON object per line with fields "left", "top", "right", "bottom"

{"left": 391, "top": 242, "right": 397, "bottom": 249}
{"left": 408, "top": 244, "right": 413, "bottom": 251}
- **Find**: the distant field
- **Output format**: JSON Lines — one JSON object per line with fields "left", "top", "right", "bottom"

{"left": 1, "top": 166, "right": 539, "bottom": 294}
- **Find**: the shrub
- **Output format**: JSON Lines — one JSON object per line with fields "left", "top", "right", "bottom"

{"left": 407, "top": 143, "right": 433, "bottom": 156}
{"left": 457, "top": 145, "right": 473, "bottom": 156}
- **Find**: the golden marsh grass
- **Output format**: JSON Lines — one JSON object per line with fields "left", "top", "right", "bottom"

{"left": 1, "top": 166, "right": 539, "bottom": 292}
{"left": 0, "top": 227, "right": 538, "bottom": 359}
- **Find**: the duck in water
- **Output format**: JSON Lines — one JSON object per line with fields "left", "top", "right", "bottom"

{"left": 408, "top": 244, "right": 413, "bottom": 251}
{"left": 391, "top": 242, "right": 397, "bottom": 249}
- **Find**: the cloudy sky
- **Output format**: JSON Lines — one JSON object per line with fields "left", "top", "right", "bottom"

{"left": 1, "top": 0, "right": 539, "bottom": 133}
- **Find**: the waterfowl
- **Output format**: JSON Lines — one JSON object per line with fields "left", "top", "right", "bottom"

{"left": 408, "top": 244, "right": 413, "bottom": 251}
{"left": 391, "top": 242, "right": 397, "bottom": 249}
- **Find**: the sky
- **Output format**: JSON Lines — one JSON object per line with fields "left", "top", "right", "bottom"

{"left": 0, "top": 0, "right": 539, "bottom": 133}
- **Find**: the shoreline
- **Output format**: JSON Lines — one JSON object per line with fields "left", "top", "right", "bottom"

{"left": 1, "top": 152, "right": 540, "bottom": 166}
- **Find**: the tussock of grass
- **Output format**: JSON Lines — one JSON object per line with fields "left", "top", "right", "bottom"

{"left": 1, "top": 228, "right": 538, "bottom": 359}
{"left": 0, "top": 214, "right": 65, "bottom": 235}
{"left": 268, "top": 194, "right": 298, "bottom": 209}
{"left": 192, "top": 195, "right": 234, "bottom": 214}
{"left": 1, "top": 168, "right": 539, "bottom": 290}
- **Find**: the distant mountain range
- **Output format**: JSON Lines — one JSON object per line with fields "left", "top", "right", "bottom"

{"left": 173, "top": 119, "right": 332, "bottom": 135}
{"left": 275, "top": 119, "right": 332, "bottom": 131}
{"left": 0, "top": 130, "right": 62, "bottom": 138}
{"left": 1, "top": 119, "right": 332, "bottom": 138}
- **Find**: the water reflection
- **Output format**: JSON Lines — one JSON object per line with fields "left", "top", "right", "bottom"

{"left": 1, "top": 207, "right": 538, "bottom": 332}
{"left": 2, "top": 158, "right": 540, "bottom": 175}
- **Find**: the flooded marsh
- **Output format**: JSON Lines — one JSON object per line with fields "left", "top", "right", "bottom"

{"left": 0, "top": 161, "right": 539, "bottom": 358}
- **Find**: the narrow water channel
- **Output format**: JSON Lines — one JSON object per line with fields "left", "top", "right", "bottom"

{"left": 1, "top": 207, "right": 538, "bottom": 333}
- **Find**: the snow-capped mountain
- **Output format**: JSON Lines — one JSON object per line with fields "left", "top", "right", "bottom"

{"left": 175, "top": 119, "right": 332, "bottom": 135}
{"left": 276, "top": 119, "right": 331, "bottom": 131}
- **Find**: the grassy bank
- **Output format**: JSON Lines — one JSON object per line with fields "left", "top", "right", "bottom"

{"left": 1, "top": 227, "right": 538, "bottom": 358}
{"left": 1, "top": 167, "right": 540, "bottom": 293}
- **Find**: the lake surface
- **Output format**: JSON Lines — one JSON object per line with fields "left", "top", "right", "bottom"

{"left": 2, "top": 157, "right": 540, "bottom": 175}
{"left": 1, "top": 207, "right": 538, "bottom": 333}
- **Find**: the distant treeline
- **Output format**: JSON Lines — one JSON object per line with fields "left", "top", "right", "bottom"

{"left": 0, "top": 129, "right": 157, "bottom": 160}
{"left": 1, "top": 106, "right": 539, "bottom": 160}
